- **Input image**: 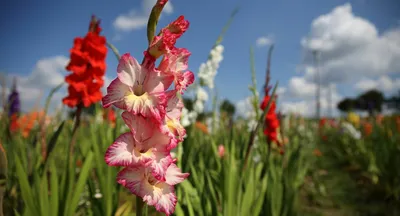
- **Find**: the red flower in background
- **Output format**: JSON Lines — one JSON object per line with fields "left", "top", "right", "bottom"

{"left": 319, "top": 118, "right": 327, "bottom": 128}
{"left": 260, "top": 93, "right": 280, "bottom": 146}
{"left": 103, "top": 108, "right": 116, "bottom": 128}
{"left": 63, "top": 15, "right": 107, "bottom": 108}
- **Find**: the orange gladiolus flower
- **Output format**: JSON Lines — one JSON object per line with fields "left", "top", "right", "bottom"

{"left": 10, "top": 111, "right": 45, "bottom": 138}
{"left": 195, "top": 121, "right": 209, "bottom": 134}
{"left": 313, "top": 149, "right": 322, "bottom": 157}
{"left": 363, "top": 122, "right": 373, "bottom": 137}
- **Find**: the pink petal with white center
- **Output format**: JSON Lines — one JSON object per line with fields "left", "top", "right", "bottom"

{"left": 165, "top": 91, "right": 183, "bottom": 119}
{"left": 165, "top": 163, "right": 190, "bottom": 185}
{"left": 176, "top": 71, "right": 194, "bottom": 93}
{"left": 122, "top": 112, "right": 155, "bottom": 143}
{"left": 105, "top": 132, "right": 153, "bottom": 167}
{"left": 117, "top": 166, "right": 146, "bottom": 196}
{"left": 122, "top": 111, "right": 173, "bottom": 150}
{"left": 152, "top": 130, "right": 175, "bottom": 151}
{"left": 117, "top": 53, "right": 142, "bottom": 87}
{"left": 123, "top": 91, "right": 167, "bottom": 122}
{"left": 147, "top": 152, "right": 173, "bottom": 181}
{"left": 144, "top": 68, "right": 174, "bottom": 93}
{"left": 102, "top": 78, "right": 130, "bottom": 109}
{"left": 141, "top": 182, "right": 177, "bottom": 216}
{"left": 160, "top": 91, "right": 187, "bottom": 143}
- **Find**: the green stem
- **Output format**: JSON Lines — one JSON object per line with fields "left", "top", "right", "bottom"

{"left": 136, "top": 196, "right": 144, "bottom": 216}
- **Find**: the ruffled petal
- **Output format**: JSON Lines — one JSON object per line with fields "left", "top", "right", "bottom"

{"left": 123, "top": 91, "right": 167, "bottom": 122}
{"left": 141, "top": 182, "right": 177, "bottom": 216}
{"left": 105, "top": 132, "right": 136, "bottom": 166}
{"left": 102, "top": 78, "right": 130, "bottom": 109}
{"left": 117, "top": 53, "right": 142, "bottom": 87}
{"left": 117, "top": 166, "right": 146, "bottom": 196}
{"left": 165, "top": 163, "right": 190, "bottom": 185}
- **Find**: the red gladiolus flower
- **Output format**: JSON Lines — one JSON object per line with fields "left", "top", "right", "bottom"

{"left": 319, "top": 118, "right": 327, "bottom": 128}
{"left": 103, "top": 108, "right": 117, "bottom": 128}
{"left": 260, "top": 95, "right": 280, "bottom": 145}
{"left": 63, "top": 15, "right": 107, "bottom": 108}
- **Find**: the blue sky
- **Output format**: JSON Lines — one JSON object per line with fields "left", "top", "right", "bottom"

{"left": 1, "top": 0, "right": 400, "bottom": 116}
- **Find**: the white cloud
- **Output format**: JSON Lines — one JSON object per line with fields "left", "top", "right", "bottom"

{"left": 300, "top": 3, "right": 400, "bottom": 85}
{"left": 256, "top": 36, "right": 274, "bottom": 47}
{"left": 279, "top": 3, "right": 400, "bottom": 117}
{"left": 287, "top": 76, "right": 317, "bottom": 98}
{"left": 280, "top": 101, "right": 312, "bottom": 116}
{"left": 235, "top": 96, "right": 253, "bottom": 118}
{"left": 21, "top": 56, "right": 68, "bottom": 89}
{"left": 355, "top": 75, "right": 400, "bottom": 93}
{"left": 114, "top": 0, "right": 174, "bottom": 32}
{"left": 2, "top": 56, "right": 68, "bottom": 114}
{"left": 276, "top": 87, "right": 286, "bottom": 97}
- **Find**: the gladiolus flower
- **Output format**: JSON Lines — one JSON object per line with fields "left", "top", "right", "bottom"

{"left": 103, "top": 108, "right": 117, "bottom": 127}
{"left": 319, "top": 118, "right": 327, "bottom": 128}
{"left": 218, "top": 145, "right": 225, "bottom": 158}
{"left": 158, "top": 48, "right": 194, "bottom": 94}
{"left": 313, "top": 149, "right": 322, "bottom": 157}
{"left": 363, "top": 122, "right": 373, "bottom": 137}
{"left": 260, "top": 95, "right": 280, "bottom": 145}
{"left": 10, "top": 111, "right": 45, "bottom": 138}
{"left": 117, "top": 163, "right": 189, "bottom": 215}
{"left": 7, "top": 77, "right": 20, "bottom": 117}
{"left": 148, "top": 16, "right": 190, "bottom": 59}
{"left": 63, "top": 15, "right": 107, "bottom": 108}
{"left": 103, "top": 53, "right": 172, "bottom": 123}
{"left": 103, "top": 10, "right": 191, "bottom": 216}
{"left": 195, "top": 121, "right": 209, "bottom": 134}
{"left": 347, "top": 112, "right": 360, "bottom": 127}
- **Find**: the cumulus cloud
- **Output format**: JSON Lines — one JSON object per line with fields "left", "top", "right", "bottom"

{"left": 256, "top": 35, "right": 274, "bottom": 47}
{"left": 355, "top": 75, "right": 400, "bottom": 93}
{"left": 114, "top": 0, "right": 174, "bottom": 31}
{"left": 287, "top": 77, "right": 317, "bottom": 98}
{"left": 277, "top": 3, "right": 400, "bottom": 117}
{"left": 299, "top": 3, "right": 400, "bottom": 85}
{"left": 2, "top": 56, "right": 69, "bottom": 114}
{"left": 279, "top": 76, "right": 342, "bottom": 117}
{"left": 235, "top": 96, "right": 254, "bottom": 118}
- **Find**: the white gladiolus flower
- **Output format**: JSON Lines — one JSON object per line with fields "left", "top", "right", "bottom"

{"left": 342, "top": 122, "right": 361, "bottom": 140}
{"left": 194, "top": 100, "right": 205, "bottom": 113}
{"left": 247, "top": 119, "right": 257, "bottom": 132}
{"left": 181, "top": 107, "right": 191, "bottom": 127}
{"left": 198, "top": 44, "right": 224, "bottom": 89}
{"left": 196, "top": 87, "right": 208, "bottom": 102}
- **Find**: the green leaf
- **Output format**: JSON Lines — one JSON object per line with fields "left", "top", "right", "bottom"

{"left": 49, "top": 161, "right": 59, "bottom": 216}
{"left": 64, "top": 151, "right": 94, "bottom": 216}
{"left": 14, "top": 154, "right": 39, "bottom": 215}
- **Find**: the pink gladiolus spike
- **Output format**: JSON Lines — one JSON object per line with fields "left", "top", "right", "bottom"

{"left": 103, "top": 13, "right": 192, "bottom": 216}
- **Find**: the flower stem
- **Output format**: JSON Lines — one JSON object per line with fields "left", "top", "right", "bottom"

{"left": 136, "top": 196, "right": 144, "bottom": 216}
{"left": 69, "top": 103, "right": 83, "bottom": 158}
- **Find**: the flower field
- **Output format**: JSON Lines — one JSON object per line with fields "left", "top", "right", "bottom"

{"left": 1, "top": 1, "right": 400, "bottom": 216}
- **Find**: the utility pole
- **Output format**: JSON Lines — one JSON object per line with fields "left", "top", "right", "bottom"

{"left": 328, "top": 83, "right": 332, "bottom": 118}
{"left": 312, "top": 50, "right": 321, "bottom": 120}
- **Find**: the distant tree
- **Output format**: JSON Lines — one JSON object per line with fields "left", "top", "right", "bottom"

{"left": 384, "top": 90, "right": 400, "bottom": 112}
{"left": 219, "top": 99, "right": 236, "bottom": 117}
{"left": 356, "top": 89, "right": 384, "bottom": 115}
{"left": 183, "top": 97, "right": 193, "bottom": 111}
{"left": 337, "top": 98, "right": 356, "bottom": 113}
